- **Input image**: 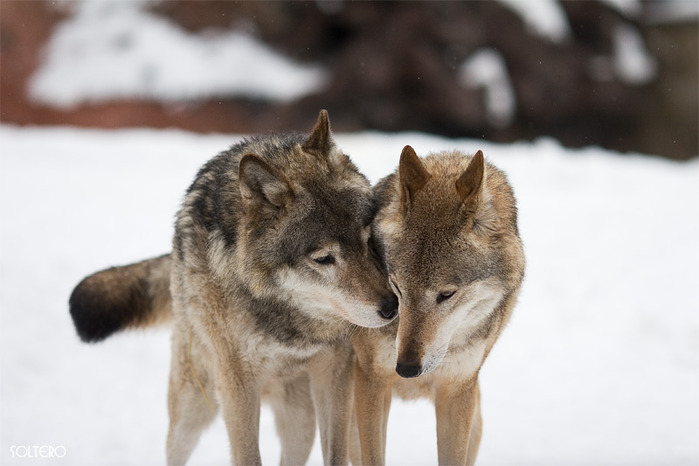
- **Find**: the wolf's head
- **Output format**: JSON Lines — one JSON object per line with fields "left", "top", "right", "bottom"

{"left": 236, "top": 111, "right": 398, "bottom": 329}
{"left": 375, "top": 146, "right": 525, "bottom": 378}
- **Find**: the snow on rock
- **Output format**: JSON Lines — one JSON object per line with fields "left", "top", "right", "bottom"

{"left": 612, "top": 22, "right": 658, "bottom": 85}
{"left": 459, "top": 49, "right": 516, "bottom": 127}
{"left": 600, "top": 0, "right": 643, "bottom": 17}
{"left": 496, "top": 0, "right": 571, "bottom": 43}
{"left": 1, "top": 126, "right": 697, "bottom": 465}
{"left": 29, "top": 1, "right": 327, "bottom": 108}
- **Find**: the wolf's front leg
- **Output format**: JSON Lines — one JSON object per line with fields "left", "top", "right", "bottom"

{"left": 435, "top": 378, "right": 482, "bottom": 466}
{"left": 353, "top": 357, "right": 392, "bottom": 466}
{"left": 216, "top": 353, "right": 263, "bottom": 466}
{"left": 308, "top": 342, "right": 354, "bottom": 465}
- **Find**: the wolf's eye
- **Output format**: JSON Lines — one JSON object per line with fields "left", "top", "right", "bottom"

{"left": 313, "top": 255, "right": 336, "bottom": 265}
{"left": 436, "top": 290, "right": 456, "bottom": 304}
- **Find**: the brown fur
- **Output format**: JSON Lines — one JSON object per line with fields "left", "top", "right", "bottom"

{"left": 352, "top": 145, "right": 525, "bottom": 465}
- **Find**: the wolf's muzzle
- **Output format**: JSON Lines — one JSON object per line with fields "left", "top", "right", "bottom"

{"left": 395, "top": 362, "right": 422, "bottom": 378}
{"left": 379, "top": 293, "right": 399, "bottom": 321}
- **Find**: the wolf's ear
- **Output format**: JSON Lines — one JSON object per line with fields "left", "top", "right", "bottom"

{"left": 239, "top": 154, "right": 293, "bottom": 211}
{"left": 303, "top": 109, "right": 332, "bottom": 155}
{"left": 455, "top": 150, "right": 485, "bottom": 208}
{"left": 399, "top": 145, "right": 431, "bottom": 207}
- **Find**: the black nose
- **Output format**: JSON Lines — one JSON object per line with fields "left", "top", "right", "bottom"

{"left": 378, "top": 293, "right": 398, "bottom": 320}
{"left": 396, "top": 363, "right": 422, "bottom": 378}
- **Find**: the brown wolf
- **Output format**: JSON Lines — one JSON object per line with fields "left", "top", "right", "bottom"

{"left": 351, "top": 145, "right": 525, "bottom": 465}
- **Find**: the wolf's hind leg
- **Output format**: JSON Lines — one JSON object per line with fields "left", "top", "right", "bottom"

{"left": 268, "top": 373, "right": 316, "bottom": 466}
{"left": 166, "top": 332, "right": 219, "bottom": 466}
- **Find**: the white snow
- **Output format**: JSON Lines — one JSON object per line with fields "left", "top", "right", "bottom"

{"left": 496, "top": 0, "right": 571, "bottom": 43}
{"left": 29, "top": 1, "right": 327, "bottom": 108}
{"left": 1, "top": 125, "right": 697, "bottom": 465}
{"left": 588, "top": 24, "right": 657, "bottom": 87}
{"left": 459, "top": 49, "right": 516, "bottom": 127}
{"left": 612, "top": 23, "right": 657, "bottom": 85}
{"left": 600, "top": 0, "right": 643, "bottom": 17}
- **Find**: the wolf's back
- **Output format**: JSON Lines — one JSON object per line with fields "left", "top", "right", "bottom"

{"left": 69, "top": 254, "right": 173, "bottom": 343}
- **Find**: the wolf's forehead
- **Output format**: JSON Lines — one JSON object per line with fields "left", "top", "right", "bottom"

{"left": 305, "top": 183, "right": 374, "bottom": 222}
{"left": 387, "top": 230, "right": 496, "bottom": 285}
{"left": 284, "top": 187, "right": 369, "bottom": 238}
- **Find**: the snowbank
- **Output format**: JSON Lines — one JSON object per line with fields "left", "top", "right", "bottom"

{"left": 29, "top": 2, "right": 326, "bottom": 107}
{"left": 1, "top": 126, "right": 697, "bottom": 465}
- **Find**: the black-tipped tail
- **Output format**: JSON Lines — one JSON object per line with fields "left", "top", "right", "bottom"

{"left": 69, "top": 254, "right": 172, "bottom": 343}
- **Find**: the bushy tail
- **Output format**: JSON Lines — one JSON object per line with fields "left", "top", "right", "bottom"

{"left": 69, "top": 254, "right": 173, "bottom": 343}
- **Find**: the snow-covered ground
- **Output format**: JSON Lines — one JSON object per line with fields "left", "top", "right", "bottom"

{"left": 1, "top": 125, "right": 697, "bottom": 465}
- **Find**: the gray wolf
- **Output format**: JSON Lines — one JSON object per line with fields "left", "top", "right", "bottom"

{"left": 351, "top": 146, "right": 525, "bottom": 465}
{"left": 69, "top": 110, "right": 398, "bottom": 465}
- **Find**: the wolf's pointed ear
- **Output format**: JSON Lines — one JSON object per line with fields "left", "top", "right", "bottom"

{"left": 455, "top": 150, "right": 485, "bottom": 208}
{"left": 399, "top": 145, "right": 431, "bottom": 207}
{"left": 239, "top": 154, "right": 293, "bottom": 211}
{"left": 303, "top": 109, "right": 332, "bottom": 154}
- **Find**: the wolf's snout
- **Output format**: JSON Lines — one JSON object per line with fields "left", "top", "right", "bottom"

{"left": 378, "top": 293, "right": 399, "bottom": 320}
{"left": 396, "top": 333, "right": 425, "bottom": 378}
{"left": 396, "top": 362, "right": 422, "bottom": 378}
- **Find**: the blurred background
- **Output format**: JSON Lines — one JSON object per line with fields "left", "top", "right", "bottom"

{"left": 1, "top": 0, "right": 697, "bottom": 159}
{"left": 2, "top": 2, "right": 698, "bottom": 464}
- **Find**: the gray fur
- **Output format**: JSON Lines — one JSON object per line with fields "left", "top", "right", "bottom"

{"left": 68, "top": 111, "right": 397, "bottom": 465}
